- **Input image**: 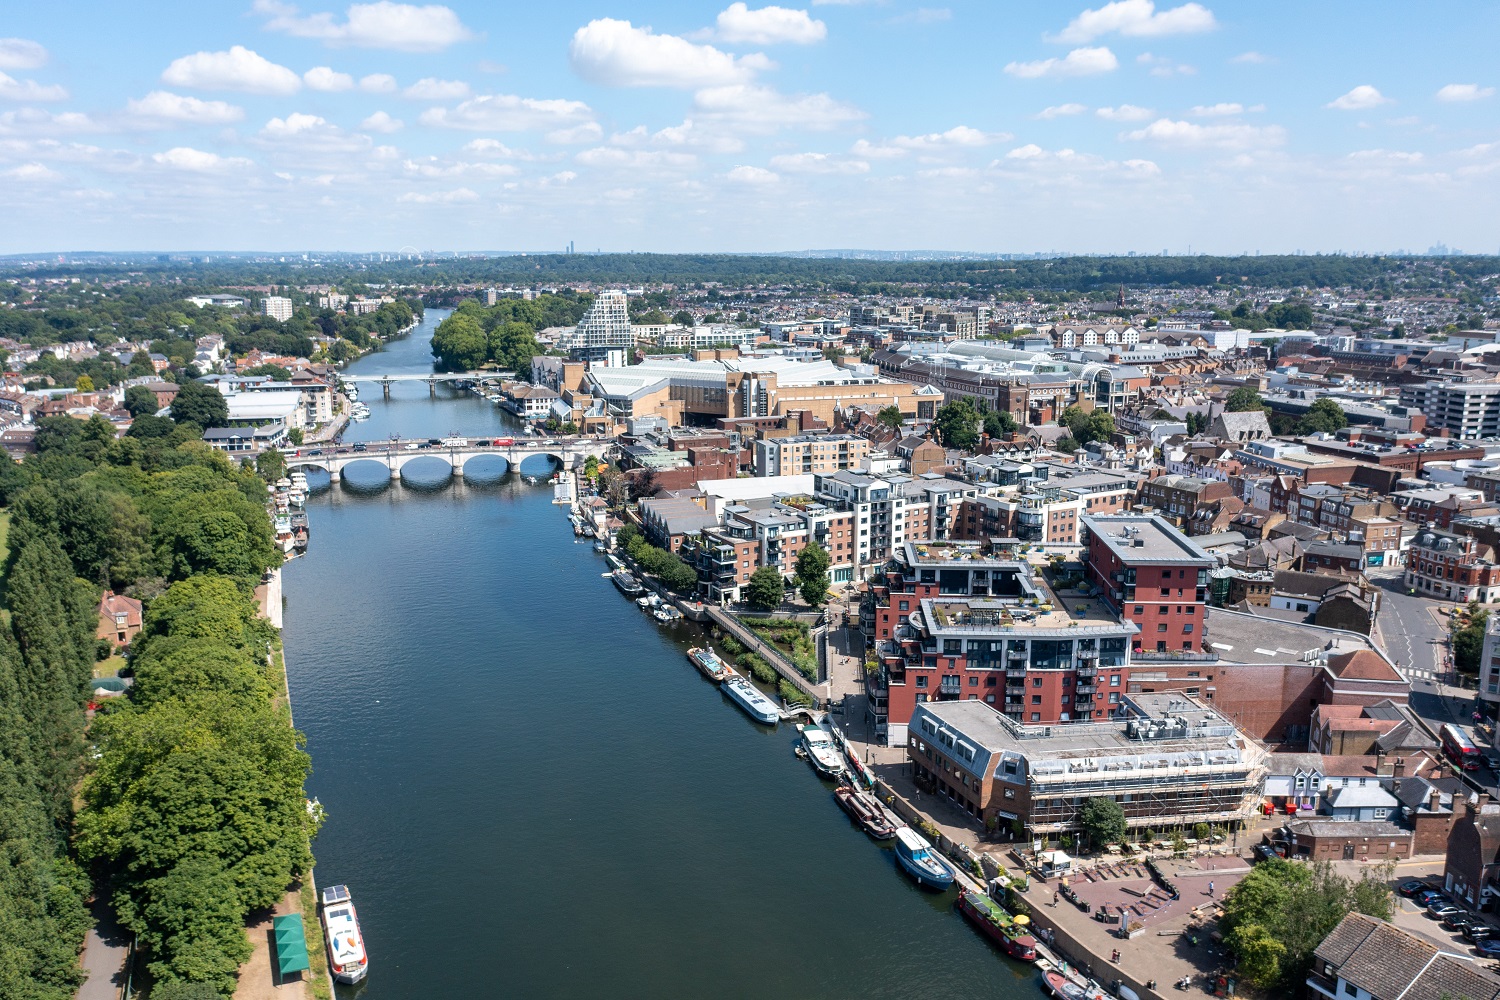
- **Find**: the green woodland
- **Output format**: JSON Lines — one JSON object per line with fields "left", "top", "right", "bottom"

{"left": 0, "top": 410, "right": 306, "bottom": 997}
{"left": 429, "top": 293, "right": 592, "bottom": 372}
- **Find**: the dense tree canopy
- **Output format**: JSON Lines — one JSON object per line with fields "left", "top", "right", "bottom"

{"left": 934, "top": 399, "right": 981, "bottom": 450}
{"left": 1225, "top": 385, "right": 1266, "bottom": 412}
{"left": 430, "top": 293, "right": 591, "bottom": 372}
{"left": 169, "top": 381, "right": 229, "bottom": 429}
{"left": 1296, "top": 398, "right": 1348, "bottom": 435}
{"left": 795, "top": 544, "right": 831, "bottom": 605}
{"left": 746, "top": 566, "right": 786, "bottom": 610}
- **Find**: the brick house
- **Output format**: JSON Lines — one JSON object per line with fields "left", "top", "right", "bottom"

{"left": 96, "top": 590, "right": 143, "bottom": 647}
{"left": 1307, "top": 912, "right": 1500, "bottom": 1000}
{"left": 1444, "top": 793, "right": 1500, "bottom": 910}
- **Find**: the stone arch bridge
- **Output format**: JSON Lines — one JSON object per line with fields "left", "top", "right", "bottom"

{"left": 285, "top": 436, "right": 616, "bottom": 480}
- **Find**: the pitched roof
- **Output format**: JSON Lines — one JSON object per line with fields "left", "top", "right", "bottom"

{"left": 1316, "top": 912, "right": 1500, "bottom": 1000}
{"left": 1327, "top": 649, "right": 1404, "bottom": 683}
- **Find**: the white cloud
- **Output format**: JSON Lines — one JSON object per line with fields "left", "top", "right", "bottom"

{"left": 1189, "top": 102, "right": 1243, "bottom": 117}
{"left": 576, "top": 146, "right": 696, "bottom": 169}
{"left": 255, "top": 0, "right": 475, "bottom": 52}
{"left": 1347, "top": 149, "right": 1423, "bottom": 163}
{"left": 1050, "top": 0, "right": 1215, "bottom": 43}
{"left": 1005, "top": 46, "right": 1117, "bottom": 79}
{"left": 161, "top": 46, "right": 302, "bottom": 95}
{"left": 0, "top": 38, "right": 48, "bottom": 71}
{"left": 0, "top": 109, "right": 100, "bottom": 136}
{"left": 1036, "top": 103, "right": 1087, "bottom": 119}
{"left": 3, "top": 162, "right": 62, "bottom": 182}
{"left": 1436, "top": 83, "right": 1495, "bottom": 103}
{"left": 402, "top": 77, "right": 470, "bottom": 100}
{"left": 715, "top": 3, "right": 827, "bottom": 45}
{"left": 546, "top": 122, "right": 604, "bottom": 144}
{"left": 360, "top": 73, "right": 397, "bottom": 93}
{"left": 1137, "top": 52, "right": 1195, "bottom": 76}
{"left": 769, "top": 151, "right": 869, "bottom": 174}
{"left": 727, "top": 164, "right": 778, "bottom": 183}
{"left": 1229, "top": 50, "right": 1268, "bottom": 64}
{"left": 1326, "top": 85, "right": 1390, "bottom": 111}
{"left": 1006, "top": 144, "right": 1045, "bottom": 160}
{"left": 888, "top": 7, "right": 951, "bottom": 24}
{"left": 462, "top": 138, "right": 531, "bottom": 158}
{"left": 125, "top": 91, "right": 245, "bottom": 126}
{"left": 693, "top": 84, "right": 864, "bottom": 130}
{"left": 418, "top": 93, "right": 595, "bottom": 132}
{"left": 0, "top": 71, "right": 69, "bottom": 102}
{"left": 1095, "top": 104, "right": 1153, "bottom": 121}
{"left": 360, "top": 110, "right": 403, "bottom": 132}
{"left": 642, "top": 118, "right": 745, "bottom": 153}
{"left": 396, "top": 187, "right": 480, "bottom": 203}
{"left": 402, "top": 157, "right": 517, "bottom": 178}
{"left": 304, "top": 66, "right": 355, "bottom": 91}
{"left": 258, "top": 113, "right": 372, "bottom": 154}
{"left": 152, "top": 146, "right": 253, "bottom": 171}
{"left": 569, "top": 19, "right": 768, "bottom": 89}
{"left": 1123, "top": 117, "right": 1284, "bottom": 150}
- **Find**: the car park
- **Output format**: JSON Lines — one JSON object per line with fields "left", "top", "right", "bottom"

{"left": 1398, "top": 880, "right": 1432, "bottom": 898}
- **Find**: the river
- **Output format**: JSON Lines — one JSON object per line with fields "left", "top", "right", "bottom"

{"left": 281, "top": 309, "right": 1039, "bottom": 999}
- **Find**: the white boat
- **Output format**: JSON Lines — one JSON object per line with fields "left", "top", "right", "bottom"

{"left": 319, "top": 884, "right": 369, "bottom": 984}
{"left": 345, "top": 384, "right": 359, "bottom": 401}
{"left": 799, "top": 722, "right": 846, "bottom": 778}
{"left": 722, "top": 674, "right": 780, "bottom": 725}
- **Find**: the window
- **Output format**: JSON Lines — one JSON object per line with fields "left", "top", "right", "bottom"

{"left": 916, "top": 676, "right": 928, "bottom": 688}
{"left": 1183, "top": 623, "right": 1194, "bottom": 634}
{"left": 1157, "top": 605, "right": 1167, "bottom": 615}
{"left": 1003, "top": 788, "right": 1016, "bottom": 799}
{"left": 1160, "top": 587, "right": 1171, "bottom": 596}
{"left": 1030, "top": 713, "right": 1040, "bottom": 722}
{"left": 1110, "top": 675, "right": 1120, "bottom": 687}
{"left": 1134, "top": 606, "right": 1144, "bottom": 615}
{"left": 970, "top": 676, "right": 979, "bottom": 687}
{"left": 1157, "top": 623, "right": 1168, "bottom": 632}
{"left": 985, "top": 676, "right": 996, "bottom": 687}
{"left": 1032, "top": 677, "right": 1044, "bottom": 688}
{"left": 898, "top": 600, "right": 909, "bottom": 611}
{"left": 1343, "top": 981, "right": 1357, "bottom": 997}
{"left": 1031, "top": 695, "right": 1042, "bottom": 705}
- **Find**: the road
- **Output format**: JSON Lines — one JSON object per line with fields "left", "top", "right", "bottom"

{"left": 76, "top": 896, "right": 130, "bottom": 1000}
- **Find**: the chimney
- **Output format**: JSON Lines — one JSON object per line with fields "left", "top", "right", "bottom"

{"left": 1429, "top": 788, "right": 1442, "bottom": 813}
{"left": 1393, "top": 757, "right": 1405, "bottom": 778}
{"left": 1375, "top": 750, "right": 1387, "bottom": 775}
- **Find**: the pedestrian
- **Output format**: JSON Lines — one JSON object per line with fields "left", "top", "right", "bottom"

{"left": 1208, "top": 880, "right": 1215, "bottom": 897}
{"left": 1053, "top": 890, "right": 1060, "bottom": 906}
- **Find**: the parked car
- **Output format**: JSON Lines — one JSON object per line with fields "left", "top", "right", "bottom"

{"left": 1465, "top": 924, "right": 1494, "bottom": 943}
{"left": 1252, "top": 844, "right": 1281, "bottom": 864}
{"left": 1442, "top": 912, "right": 1473, "bottom": 931}
{"left": 1486, "top": 753, "right": 1500, "bottom": 771}
{"left": 1476, "top": 937, "right": 1500, "bottom": 958}
{"left": 1398, "top": 880, "right": 1432, "bottom": 898}
{"left": 1429, "top": 905, "right": 1462, "bottom": 921}
{"left": 1416, "top": 889, "right": 1446, "bottom": 907}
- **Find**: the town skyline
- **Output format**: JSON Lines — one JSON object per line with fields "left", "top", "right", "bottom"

{"left": 1, "top": 1, "right": 1497, "bottom": 254}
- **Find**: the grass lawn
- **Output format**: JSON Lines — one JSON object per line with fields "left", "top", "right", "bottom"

{"left": 94, "top": 653, "right": 126, "bottom": 680}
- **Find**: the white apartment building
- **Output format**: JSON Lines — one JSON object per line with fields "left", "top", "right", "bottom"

{"left": 565, "top": 289, "right": 632, "bottom": 366}
{"left": 1399, "top": 381, "right": 1500, "bottom": 439}
{"left": 260, "top": 296, "right": 294, "bottom": 322}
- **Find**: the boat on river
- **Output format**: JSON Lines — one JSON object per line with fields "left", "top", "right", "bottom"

{"left": 834, "top": 786, "right": 897, "bottom": 840}
{"left": 1042, "top": 969, "right": 1106, "bottom": 1000}
{"left": 611, "top": 570, "right": 644, "bottom": 597}
{"left": 799, "top": 722, "right": 846, "bottom": 779}
{"left": 319, "top": 884, "right": 369, "bottom": 984}
{"left": 956, "top": 890, "right": 1036, "bottom": 961}
{"left": 893, "top": 827, "right": 956, "bottom": 890}
{"left": 652, "top": 606, "right": 681, "bottom": 624}
{"left": 722, "top": 674, "right": 780, "bottom": 725}
{"left": 687, "top": 647, "right": 732, "bottom": 681}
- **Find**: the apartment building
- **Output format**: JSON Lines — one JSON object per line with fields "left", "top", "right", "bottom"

{"left": 1137, "top": 474, "right": 1234, "bottom": 530}
{"left": 1400, "top": 380, "right": 1500, "bottom": 438}
{"left": 1405, "top": 526, "right": 1500, "bottom": 602}
{"left": 260, "top": 296, "right": 293, "bottom": 322}
{"left": 864, "top": 541, "right": 1137, "bottom": 742}
{"left": 566, "top": 289, "right": 633, "bottom": 367}
{"left": 1083, "top": 514, "right": 1214, "bottom": 654}
{"left": 752, "top": 433, "right": 870, "bottom": 477}
{"left": 907, "top": 694, "right": 1265, "bottom": 835}
{"left": 951, "top": 488, "right": 1085, "bottom": 546}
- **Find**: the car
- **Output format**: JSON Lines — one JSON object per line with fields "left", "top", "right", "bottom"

{"left": 404, "top": 442, "right": 419, "bottom": 450}
{"left": 1416, "top": 889, "right": 1447, "bottom": 907}
{"left": 1476, "top": 938, "right": 1500, "bottom": 959}
{"left": 352, "top": 443, "right": 367, "bottom": 452}
{"left": 1465, "top": 924, "right": 1495, "bottom": 943}
{"left": 1398, "top": 879, "right": 1432, "bottom": 898}
{"left": 427, "top": 438, "right": 442, "bottom": 446}
{"left": 1486, "top": 754, "right": 1500, "bottom": 771}
{"left": 1442, "top": 912, "right": 1473, "bottom": 931}
{"left": 1429, "top": 905, "right": 1462, "bottom": 921}
{"left": 1252, "top": 844, "right": 1281, "bottom": 864}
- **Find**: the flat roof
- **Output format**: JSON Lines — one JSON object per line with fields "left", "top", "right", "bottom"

{"left": 1204, "top": 607, "right": 1383, "bottom": 665}
{"left": 1083, "top": 514, "right": 1213, "bottom": 565}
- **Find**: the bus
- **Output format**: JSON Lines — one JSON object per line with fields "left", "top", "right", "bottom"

{"left": 1440, "top": 724, "right": 1482, "bottom": 771}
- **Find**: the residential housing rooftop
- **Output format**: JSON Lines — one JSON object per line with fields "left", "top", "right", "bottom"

{"left": 1082, "top": 513, "right": 1215, "bottom": 564}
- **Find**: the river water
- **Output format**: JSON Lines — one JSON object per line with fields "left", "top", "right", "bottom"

{"left": 281, "top": 310, "right": 1039, "bottom": 999}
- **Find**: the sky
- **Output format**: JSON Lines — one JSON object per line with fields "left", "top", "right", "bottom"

{"left": 1, "top": 1, "right": 1497, "bottom": 255}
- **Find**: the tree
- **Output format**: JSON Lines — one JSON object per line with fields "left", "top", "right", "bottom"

{"left": 877, "top": 405, "right": 904, "bottom": 430}
{"left": 240, "top": 363, "right": 292, "bottom": 380}
{"left": 672, "top": 310, "right": 694, "bottom": 326}
{"left": 430, "top": 312, "right": 488, "bottom": 370}
{"left": 983, "top": 410, "right": 1017, "bottom": 438}
{"left": 1296, "top": 398, "right": 1347, "bottom": 436}
{"left": 123, "top": 384, "right": 160, "bottom": 417}
{"left": 256, "top": 448, "right": 288, "bottom": 484}
{"left": 1077, "top": 797, "right": 1128, "bottom": 848}
{"left": 795, "top": 543, "right": 831, "bottom": 605}
{"left": 746, "top": 566, "right": 785, "bottom": 610}
{"left": 75, "top": 374, "right": 94, "bottom": 393}
{"left": 1055, "top": 435, "right": 1080, "bottom": 453}
{"left": 934, "top": 398, "right": 981, "bottom": 450}
{"left": 287, "top": 427, "right": 304, "bottom": 446}
{"left": 1225, "top": 385, "right": 1266, "bottom": 412}
{"left": 169, "top": 380, "right": 229, "bottom": 429}
{"left": 1453, "top": 604, "right": 1489, "bottom": 673}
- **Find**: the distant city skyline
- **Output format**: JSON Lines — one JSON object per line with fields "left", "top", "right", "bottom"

{"left": 0, "top": 1, "right": 1496, "bottom": 253}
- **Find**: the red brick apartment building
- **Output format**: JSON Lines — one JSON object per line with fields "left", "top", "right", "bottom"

{"left": 1083, "top": 514, "right": 1214, "bottom": 654}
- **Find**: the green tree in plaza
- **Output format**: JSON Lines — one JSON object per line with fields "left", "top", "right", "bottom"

{"left": 169, "top": 380, "right": 229, "bottom": 429}
{"left": 795, "top": 543, "right": 831, "bottom": 605}
{"left": 746, "top": 566, "right": 786, "bottom": 610}
{"left": 1453, "top": 603, "right": 1489, "bottom": 673}
{"left": 1296, "top": 398, "right": 1348, "bottom": 435}
{"left": 1219, "top": 858, "right": 1392, "bottom": 989}
{"left": 877, "top": 405, "right": 904, "bottom": 430}
{"left": 983, "top": 409, "right": 1017, "bottom": 438}
{"left": 1225, "top": 385, "right": 1266, "bottom": 412}
{"left": 123, "top": 384, "right": 161, "bottom": 417}
{"left": 1076, "top": 796, "right": 1128, "bottom": 849}
{"left": 934, "top": 398, "right": 981, "bottom": 450}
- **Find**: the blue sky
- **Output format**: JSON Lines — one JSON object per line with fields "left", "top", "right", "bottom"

{"left": 1, "top": 1, "right": 1497, "bottom": 254}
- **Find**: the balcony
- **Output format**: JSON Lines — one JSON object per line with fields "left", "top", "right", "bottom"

{"left": 1075, "top": 684, "right": 1095, "bottom": 695}
{"left": 1005, "top": 666, "right": 1027, "bottom": 679}
{"left": 1076, "top": 665, "right": 1097, "bottom": 679}
{"left": 1008, "top": 649, "right": 1028, "bottom": 661}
